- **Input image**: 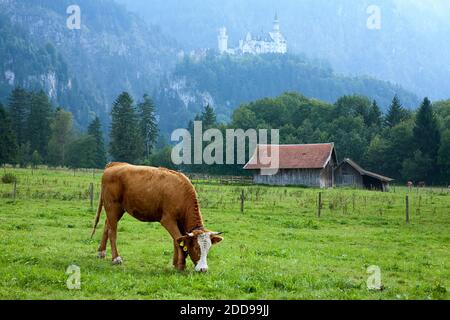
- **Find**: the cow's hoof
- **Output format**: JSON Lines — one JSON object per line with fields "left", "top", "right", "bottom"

{"left": 112, "top": 256, "right": 123, "bottom": 265}
{"left": 97, "top": 251, "right": 106, "bottom": 259}
{"left": 175, "top": 264, "right": 186, "bottom": 271}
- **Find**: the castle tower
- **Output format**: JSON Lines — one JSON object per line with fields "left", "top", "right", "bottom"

{"left": 218, "top": 27, "right": 228, "bottom": 54}
{"left": 273, "top": 13, "right": 280, "bottom": 32}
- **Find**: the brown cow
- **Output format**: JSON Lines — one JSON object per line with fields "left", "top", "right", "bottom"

{"left": 91, "top": 162, "right": 223, "bottom": 272}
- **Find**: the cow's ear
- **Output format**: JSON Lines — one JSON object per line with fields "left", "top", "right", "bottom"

{"left": 211, "top": 235, "right": 223, "bottom": 245}
{"left": 176, "top": 235, "right": 189, "bottom": 247}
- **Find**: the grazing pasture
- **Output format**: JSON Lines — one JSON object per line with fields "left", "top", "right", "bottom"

{"left": 0, "top": 167, "right": 448, "bottom": 300}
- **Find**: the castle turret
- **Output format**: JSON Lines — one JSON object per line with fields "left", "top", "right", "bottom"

{"left": 218, "top": 27, "right": 228, "bottom": 54}
{"left": 273, "top": 13, "right": 280, "bottom": 32}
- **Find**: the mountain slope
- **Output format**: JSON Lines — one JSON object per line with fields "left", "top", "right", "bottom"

{"left": 0, "top": 0, "right": 179, "bottom": 127}
{"left": 154, "top": 53, "right": 418, "bottom": 135}
{"left": 118, "top": 0, "right": 450, "bottom": 100}
{"left": 0, "top": 12, "right": 94, "bottom": 126}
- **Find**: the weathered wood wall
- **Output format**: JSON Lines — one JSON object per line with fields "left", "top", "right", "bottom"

{"left": 320, "top": 157, "right": 336, "bottom": 188}
{"left": 335, "top": 162, "right": 363, "bottom": 187}
{"left": 253, "top": 169, "right": 323, "bottom": 187}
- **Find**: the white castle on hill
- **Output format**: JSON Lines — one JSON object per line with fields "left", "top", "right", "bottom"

{"left": 218, "top": 14, "right": 287, "bottom": 55}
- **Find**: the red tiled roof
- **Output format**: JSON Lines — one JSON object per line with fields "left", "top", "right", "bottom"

{"left": 244, "top": 143, "right": 335, "bottom": 170}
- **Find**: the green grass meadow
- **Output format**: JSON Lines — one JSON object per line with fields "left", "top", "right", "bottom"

{"left": 0, "top": 167, "right": 449, "bottom": 300}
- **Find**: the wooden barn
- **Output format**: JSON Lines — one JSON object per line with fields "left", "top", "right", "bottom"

{"left": 335, "top": 158, "right": 394, "bottom": 192}
{"left": 243, "top": 143, "right": 337, "bottom": 188}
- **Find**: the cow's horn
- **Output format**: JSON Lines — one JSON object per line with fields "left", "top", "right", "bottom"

{"left": 210, "top": 232, "right": 223, "bottom": 235}
{"left": 187, "top": 233, "right": 194, "bottom": 237}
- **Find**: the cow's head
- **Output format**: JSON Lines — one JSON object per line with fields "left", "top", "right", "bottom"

{"left": 176, "top": 230, "right": 223, "bottom": 272}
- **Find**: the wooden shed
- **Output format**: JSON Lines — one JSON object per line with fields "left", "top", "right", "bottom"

{"left": 244, "top": 143, "right": 337, "bottom": 188}
{"left": 335, "top": 158, "right": 393, "bottom": 192}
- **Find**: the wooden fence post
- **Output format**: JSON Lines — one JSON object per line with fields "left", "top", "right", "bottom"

{"left": 13, "top": 180, "right": 17, "bottom": 202}
{"left": 318, "top": 192, "right": 322, "bottom": 218}
{"left": 240, "top": 190, "right": 245, "bottom": 214}
{"left": 405, "top": 195, "right": 409, "bottom": 224}
{"left": 89, "top": 183, "right": 94, "bottom": 210}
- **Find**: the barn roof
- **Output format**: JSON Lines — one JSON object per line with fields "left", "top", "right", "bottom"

{"left": 340, "top": 158, "right": 394, "bottom": 182}
{"left": 244, "top": 143, "right": 336, "bottom": 170}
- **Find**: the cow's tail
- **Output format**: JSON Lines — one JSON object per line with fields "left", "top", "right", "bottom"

{"left": 90, "top": 190, "right": 103, "bottom": 239}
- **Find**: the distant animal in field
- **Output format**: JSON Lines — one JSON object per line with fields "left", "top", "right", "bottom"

{"left": 91, "top": 162, "right": 223, "bottom": 272}
{"left": 418, "top": 181, "right": 426, "bottom": 188}
{"left": 407, "top": 181, "right": 414, "bottom": 190}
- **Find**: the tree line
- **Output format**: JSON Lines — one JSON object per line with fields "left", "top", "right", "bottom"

{"left": 160, "top": 53, "right": 419, "bottom": 135}
{"left": 1, "top": 87, "right": 448, "bottom": 185}
{"left": 181, "top": 93, "right": 449, "bottom": 185}
{"left": 0, "top": 88, "right": 159, "bottom": 169}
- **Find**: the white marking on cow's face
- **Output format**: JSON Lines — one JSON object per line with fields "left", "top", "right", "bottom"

{"left": 194, "top": 233, "right": 212, "bottom": 272}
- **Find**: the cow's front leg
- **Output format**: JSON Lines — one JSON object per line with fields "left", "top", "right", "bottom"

{"left": 161, "top": 219, "right": 185, "bottom": 271}
{"left": 173, "top": 240, "right": 178, "bottom": 267}
{"left": 173, "top": 240, "right": 186, "bottom": 270}
{"left": 173, "top": 241, "right": 186, "bottom": 271}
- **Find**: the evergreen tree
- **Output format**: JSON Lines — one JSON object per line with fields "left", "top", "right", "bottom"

{"left": 88, "top": 117, "right": 107, "bottom": 168}
{"left": 67, "top": 135, "right": 97, "bottom": 169}
{"left": 438, "top": 130, "right": 450, "bottom": 183}
{"left": 31, "top": 150, "right": 41, "bottom": 169}
{"left": 201, "top": 104, "right": 217, "bottom": 129}
{"left": 147, "top": 146, "right": 177, "bottom": 170}
{"left": 368, "top": 100, "right": 383, "bottom": 128}
{"left": 8, "top": 87, "right": 30, "bottom": 146}
{"left": 385, "top": 95, "right": 409, "bottom": 128}
{"left": 376, "top": 119, "right": 414, "bottom": 180}
{"left": 401, "top": 150, "right": 432, "bottom": 182}
{"left": 27, "top": 91, "right": 52, "bottom": 160}
{"left": 138, "top": 94, "right": 159, "bottom": 160}
{"left": 17, "top": 142, "right": 31, "bottom": 167}
{"left": 109, "top": 92, "right": 143, "bottom": 163}
{"left": 412, "top": 97, "right": 440, "bottom": 182}
{"left": 0, "top": 103, "right": 17, "bottom": 165}
{"left": 47, "top": 108, "right": 73, "bottom": 167}
{"left": 413, "top": 98, "right": 441, "bottom": 158}
{"left": 364, "top": 135, "right": 388, "bottom": 173}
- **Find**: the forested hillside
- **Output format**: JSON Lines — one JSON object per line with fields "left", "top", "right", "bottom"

{"left": 1, "top": 0, "right": 432, "bottom": 136}
{"left": 0, "top": 13, "right": 94, "bottom": 126}
{"left": 119, "top": 0, "right": 450, "bottom": 100}
{"left": 0, "top": 0, "right": 178, "bottom": 128}
{"left": 155, "top": 53, "right": 418, "bottom": 135}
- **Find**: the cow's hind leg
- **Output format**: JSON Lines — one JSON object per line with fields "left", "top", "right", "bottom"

{"left": 105, "top": 205, "right": 125, "bottom": 265}
{"left": 97, "top": 219, "right": 109, "bottom": 259}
